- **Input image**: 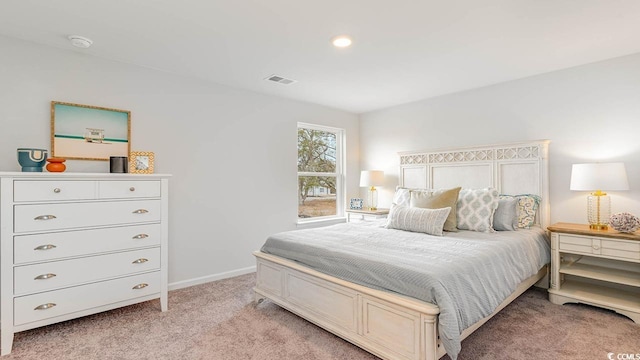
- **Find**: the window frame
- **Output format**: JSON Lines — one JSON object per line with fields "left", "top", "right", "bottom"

{"left": 297, "top": 122, "right": 345, "bottom": 224}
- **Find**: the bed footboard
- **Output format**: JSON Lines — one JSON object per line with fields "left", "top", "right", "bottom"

{"left": 255, "top": 251, "right": 443, "bottom": 360}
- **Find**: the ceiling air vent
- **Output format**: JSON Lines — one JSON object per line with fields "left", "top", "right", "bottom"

{"left": 265, "top": 74, "right": 297, "bottom": 85}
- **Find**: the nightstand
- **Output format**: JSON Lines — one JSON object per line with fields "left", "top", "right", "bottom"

{"left": 346, "top": 208, "right": 389, "bottom": 222}
{"left": 547, "top": 222, "right": 640, "bottom": 323}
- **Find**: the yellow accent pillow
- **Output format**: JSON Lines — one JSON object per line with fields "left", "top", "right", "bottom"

{"left": 410, "top": 187, "right": 462, "bottom": 232}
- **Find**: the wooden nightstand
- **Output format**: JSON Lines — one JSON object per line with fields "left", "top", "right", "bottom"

{"left": 547, "top": 222, "right": 640, "bottom": 323}
{"left": 346, "top": 208, "right": 389, "bottom": 222}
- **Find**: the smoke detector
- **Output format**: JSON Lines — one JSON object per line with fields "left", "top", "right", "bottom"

{"left": 68, "top": 35, "right": 93, "bottom": 49}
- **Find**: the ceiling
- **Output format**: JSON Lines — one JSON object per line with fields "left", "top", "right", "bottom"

{"left": 2, "top": 1, "right": 640, "bottom": 114}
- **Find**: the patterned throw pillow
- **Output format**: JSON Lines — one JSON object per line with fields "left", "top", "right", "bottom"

{"left": 386, "top": 205, "right": 451, "bottom": 236}
{"left": 499, "top": 194, "right": 541, "bottom": 229}
{"left": 456, "top": 188, "right": 499, "bottom": 233}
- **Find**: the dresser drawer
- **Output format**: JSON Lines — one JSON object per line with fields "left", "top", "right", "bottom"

{"left": 14, "top": 224, "right": 161, "bottom": 264}
{"left": 98, "top": 180, "right": 161, "bottom": 199}
{"left": 14, "top": 248, "right": 160, "bottom": 295}
{"left": 14, "top": 181, "right": 96, "bottom": 202}
{"left": 14, "top": 200, "right": 161, "bottom": 233}
{"left": 14, "top": 271, "right": 160, "bottom": 326}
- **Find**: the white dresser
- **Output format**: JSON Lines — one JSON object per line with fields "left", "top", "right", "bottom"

{"left": 0, "top": 172, "right": 170, "bottom": 355}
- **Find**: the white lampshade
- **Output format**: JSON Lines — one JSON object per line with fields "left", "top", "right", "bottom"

{"left": 570, "top": 163, "right": 629, "bottom": 191}
{"left": 359, "top": 170, "right": 384, "bottom": 187}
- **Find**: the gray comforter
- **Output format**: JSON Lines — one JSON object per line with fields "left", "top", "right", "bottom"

{"left": 260, "top": 221, "right": 550, "bottom": 359}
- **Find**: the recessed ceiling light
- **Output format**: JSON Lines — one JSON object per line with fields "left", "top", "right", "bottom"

{"left": 331, "top": 35, "right": 352, "bottom": 48}
{"left": 68, "top": 35, "right": 93, "bottom": 49}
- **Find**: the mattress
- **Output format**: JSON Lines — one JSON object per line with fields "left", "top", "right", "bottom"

{"left": 260, "top": 220, "right": 550, "bottom": 359}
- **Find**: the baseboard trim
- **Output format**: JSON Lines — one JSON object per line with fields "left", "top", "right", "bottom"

{"left": 168, "top": 266, "right": 256, "bottom": 291}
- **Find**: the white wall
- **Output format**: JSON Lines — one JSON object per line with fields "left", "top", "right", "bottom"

{"left": 0, "top": 36, "right": 359, "bottom": 287}
{"left": 360, "top": 53, "right": 640, "bottom": 225}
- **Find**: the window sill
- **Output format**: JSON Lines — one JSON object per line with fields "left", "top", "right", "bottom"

{"left": 296, "top": 216, "right": 346, "bottom": 229}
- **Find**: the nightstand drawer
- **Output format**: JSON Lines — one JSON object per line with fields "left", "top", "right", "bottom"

{"left": 14, "top": 247, "right": 160, "bottom": 295}
{"left": 14, "top": 200, "right": 161, "bottom": 233}
{"left": 602, "top": 239, "right": 640, "bottom": 261}
{"left": 558, "top": 234, "right": 600, "bottom": 255}
{"left": 14, "top": 181, "right": 96, "bottom": 202}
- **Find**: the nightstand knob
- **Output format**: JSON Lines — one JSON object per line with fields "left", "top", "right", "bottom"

{"left": 592, "top": 245, "right": 600, "bottom": 250}
{"left": 129, "top": 187, "right": 135, "bottom": 192}
{"left": 53, "top": 188, "right": 61, "bottom": 193}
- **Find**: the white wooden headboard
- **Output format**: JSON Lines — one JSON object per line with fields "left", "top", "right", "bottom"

{"left": 399, "top": 140, "right": 550, "bottom": 229}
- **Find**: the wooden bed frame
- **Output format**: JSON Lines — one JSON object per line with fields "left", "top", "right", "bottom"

{"left": 254, "top": 140, "right": 550, "bottom": 360}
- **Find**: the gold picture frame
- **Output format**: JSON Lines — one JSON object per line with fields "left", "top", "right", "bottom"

{"left": 129, "top": 151, "right": 155, "bottom": 174}
{"left": 51, "top": 101, "right": 131, "bottom": 161}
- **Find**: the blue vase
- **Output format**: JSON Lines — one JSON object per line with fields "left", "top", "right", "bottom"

{"left": 17, "top": 148, "right": 48, "bottom": 172}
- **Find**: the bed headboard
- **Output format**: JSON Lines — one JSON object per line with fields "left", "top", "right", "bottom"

{"left": 399, "top": 140, "right": 550, "bottom": 229}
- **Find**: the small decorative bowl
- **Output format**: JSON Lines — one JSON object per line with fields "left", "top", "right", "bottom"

{"left": 609, "top": 212, "right": 640, "bottom": 233}
{"left": 17, "top": 148, "right": 48, "bottom": 172}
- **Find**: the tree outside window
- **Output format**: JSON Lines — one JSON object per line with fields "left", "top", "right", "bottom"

{"left": 297, "top": 124, "right": 344, "bottom": 219}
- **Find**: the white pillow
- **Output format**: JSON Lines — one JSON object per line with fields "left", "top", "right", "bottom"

{"left": 392, "top": 187, "right": 411, "bottom": 206}
{"left": 386, "top": 205, "right": 451, "bottom": 236}
{"left": 456, "top": 188, "right": 499, "bottom": 233}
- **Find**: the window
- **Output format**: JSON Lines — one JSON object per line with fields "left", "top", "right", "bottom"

{"left": 297, "top": 123, "right": 344, "bottom": 220}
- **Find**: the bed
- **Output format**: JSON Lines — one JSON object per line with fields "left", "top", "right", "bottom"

{"left": 254, "top": 140, "right": 551, "bottom": 360}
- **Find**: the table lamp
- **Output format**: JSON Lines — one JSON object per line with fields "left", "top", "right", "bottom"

{"left": 360, "top": 170, "right": 384, "bottom": 210}
{"left": 570, "top": 162, "right": 629, "bottom": 230}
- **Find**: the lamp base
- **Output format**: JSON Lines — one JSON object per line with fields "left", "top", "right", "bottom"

{"left": 589, "top": 224, "right": 608, "bottom": 231}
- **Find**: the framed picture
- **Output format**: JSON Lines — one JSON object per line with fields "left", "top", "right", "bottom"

{"left": 51, "top": 101, "right": 131, "bottom": 161}
{"left": 129, "top": 151, "right": 155, "bottom": 174}
{"left": 349, "top": 198, "right": 364, "bottom": 210}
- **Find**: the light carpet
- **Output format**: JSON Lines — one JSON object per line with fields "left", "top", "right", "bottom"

{"left": 2, "top": 273, "right": 638, "bottom": 359}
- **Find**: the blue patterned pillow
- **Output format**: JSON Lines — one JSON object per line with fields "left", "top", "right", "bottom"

{"left": 456, "top": 188, "right": 499, "bottom": 233}
{"left": 500, "top": 194, "right": 541, "bottom": 229}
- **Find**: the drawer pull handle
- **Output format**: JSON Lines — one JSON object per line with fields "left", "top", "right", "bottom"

{"left": 132, "top": 209, "right": 149, "bottom": 214}
{"left": 34, "top": 273, "right": 57, "bottom": 280}
{"left": 132, "top": 283, "right": 148, "bottom": 290}
{"left": 130, "top": 187, "right": 136, "bottom": 192}
{"left": 132, "top": 258, "right": 149, "bottom": 264}
{"left": 53, "top": 188, "right": 61, "bottom": 193}
{"left": 34, "top": 303, "right": 56, "bottom": 310}
{"left": 34, "top": 215, "right": 57, "bottom": 221}
{"left": 132, "top": 234, "right": 149, "bottom": 239}
{"left": 592, "top": 245, "right": 600, "bottom": 250}
{"left": 34, "top": 244, "right": 57, "bottom": 251}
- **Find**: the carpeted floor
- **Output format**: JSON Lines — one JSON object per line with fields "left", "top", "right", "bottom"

{"left": 2, "top": 273, "right": 638, "bottom": 359}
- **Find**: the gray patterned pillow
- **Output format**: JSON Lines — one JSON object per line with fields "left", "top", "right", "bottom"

{"left": 456, "top": 188, "right": 499, "bottom": 232}
{"left": 386, "top": 205, "right": 451, "bottom": 236}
